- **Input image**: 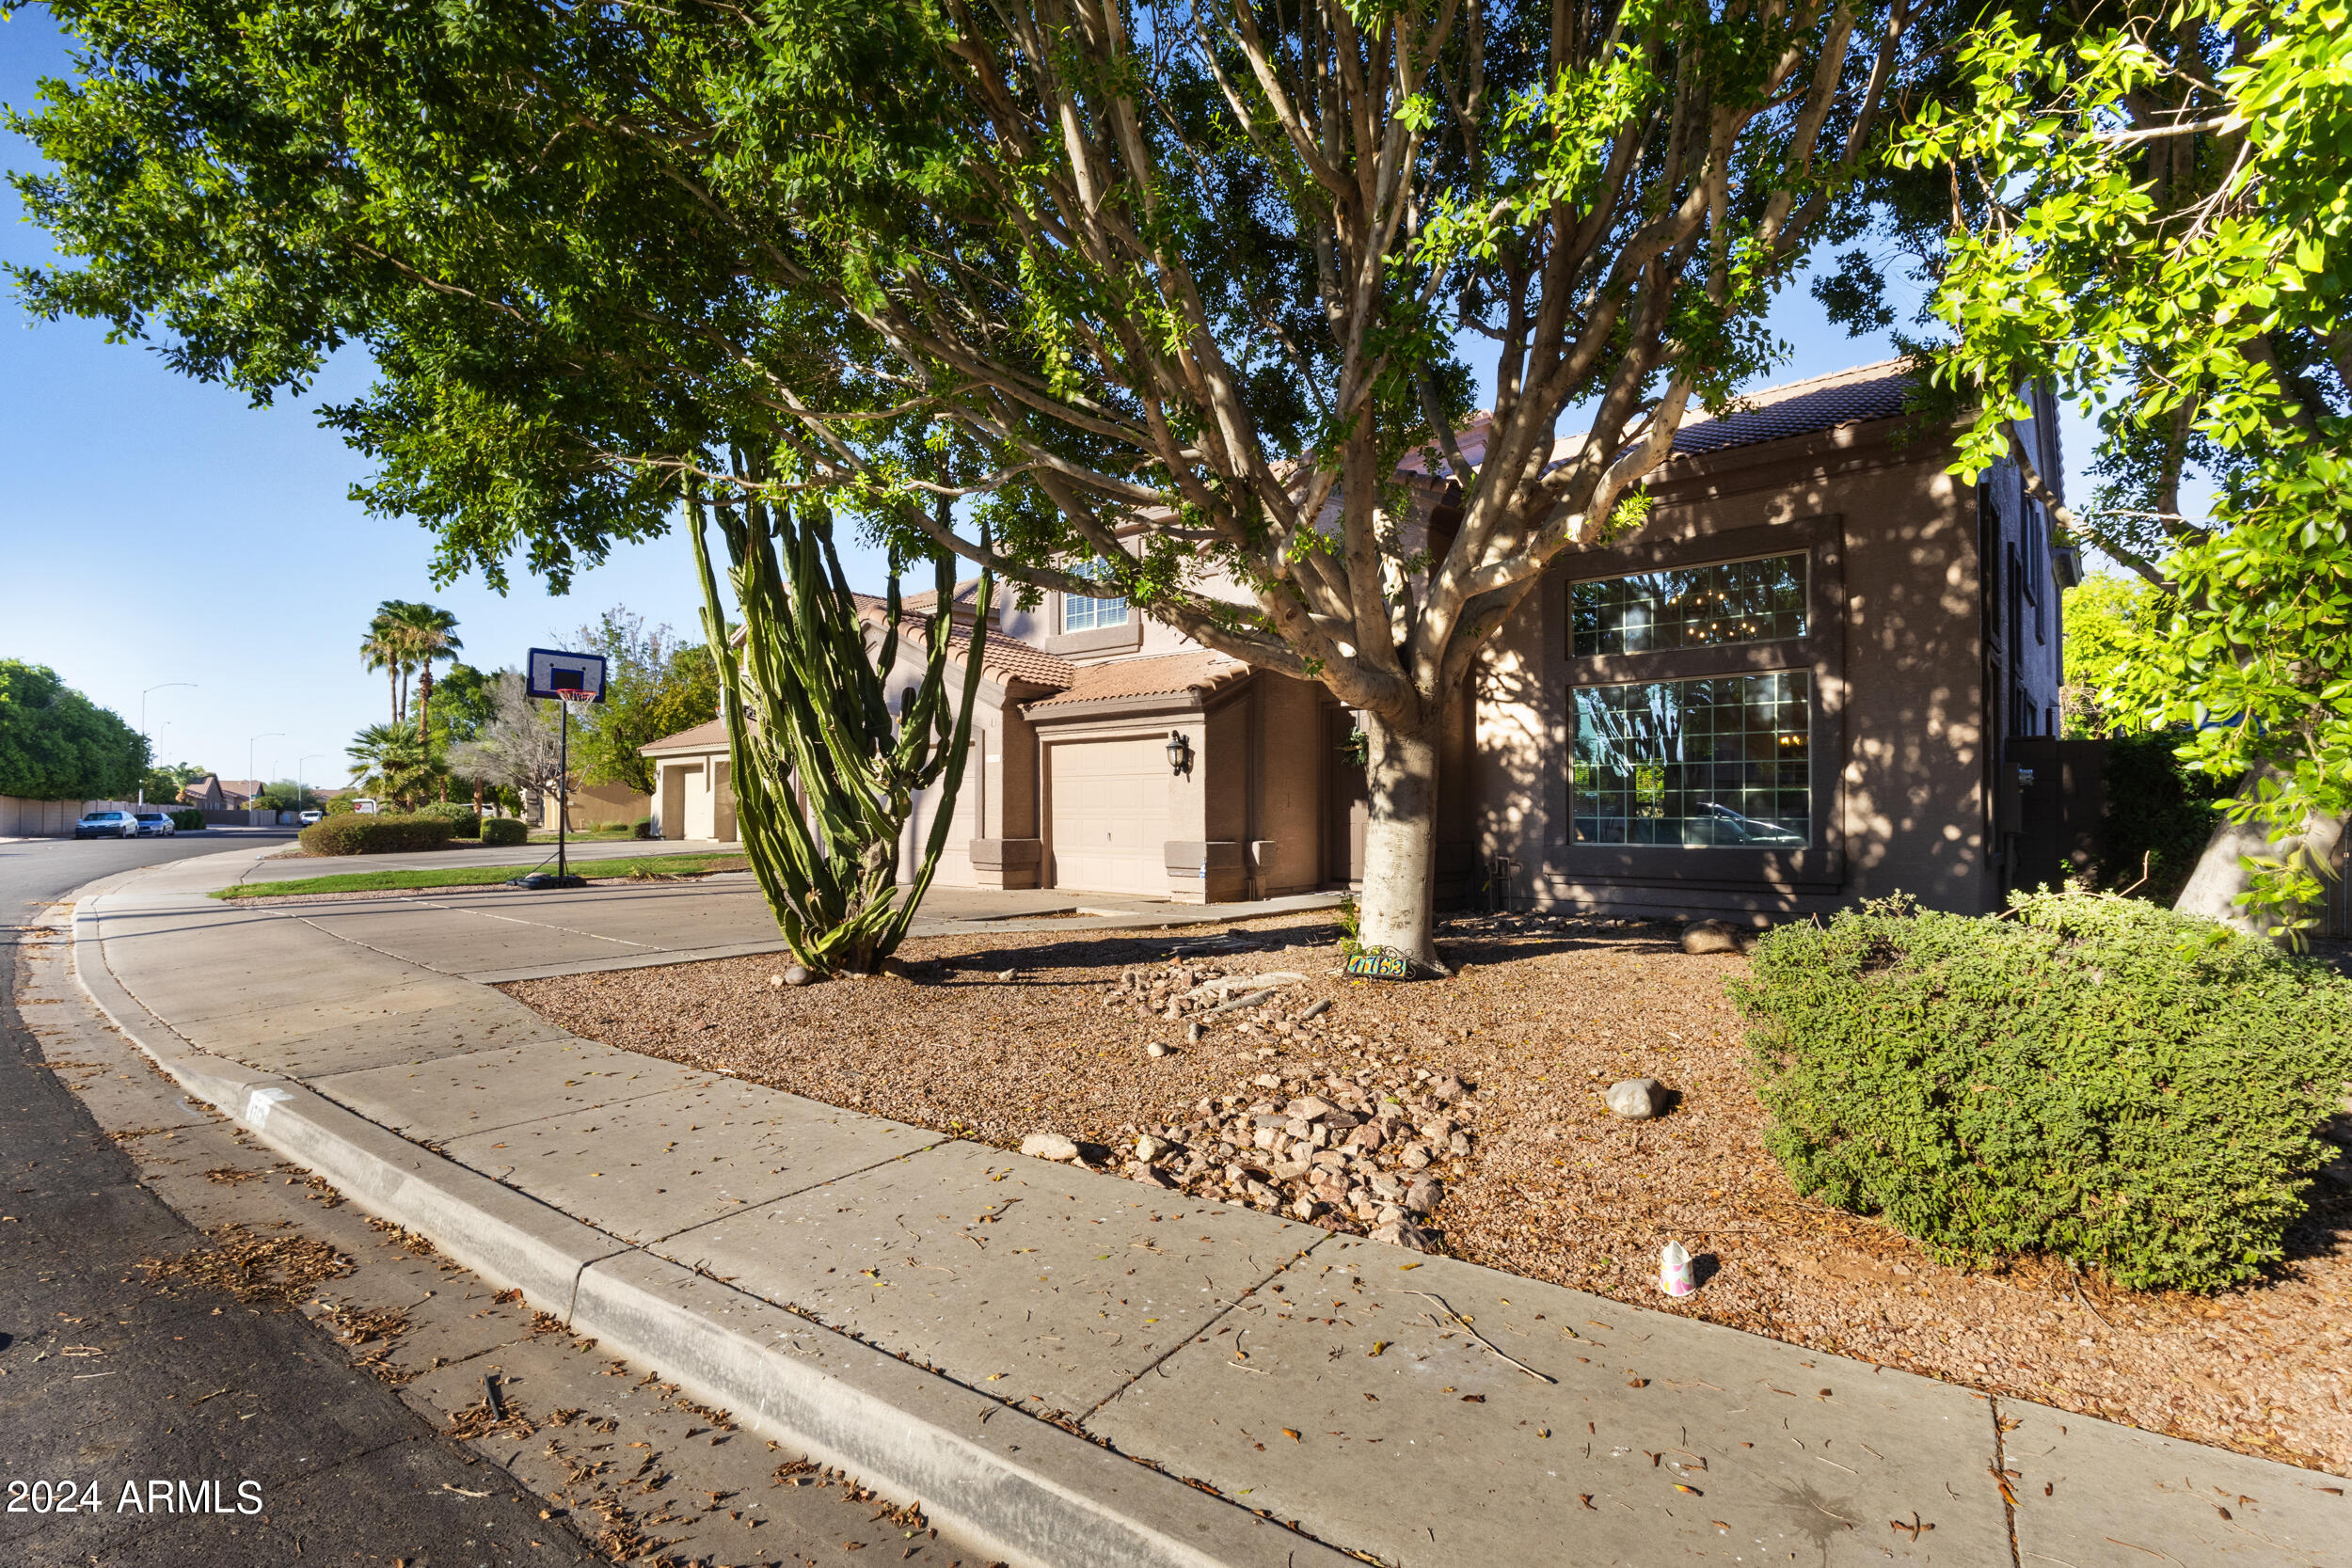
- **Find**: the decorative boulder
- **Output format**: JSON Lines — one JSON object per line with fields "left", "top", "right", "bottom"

{"left": 1370, "top": 1219, "right": 1435, "bottom": 1252}
{"left": 1681, "top": 920, "right": 1745, "bottom": 955}
{"left": 1020, "top": 1132, "right": 1080, "bottom": 1162}
{"left": 1605, "top": 1077, "right": 1668, "bottom": 1119}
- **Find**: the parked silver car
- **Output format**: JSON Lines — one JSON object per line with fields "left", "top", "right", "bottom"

{"left": 133, "top": 811, "right": 177, "bottom": 837}
{"left": 74, "top": 810, "right": 137, "bottom": 839}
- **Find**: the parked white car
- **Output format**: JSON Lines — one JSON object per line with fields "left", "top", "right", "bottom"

{"left": 299, "top": 809, "right": 325, "bottom": 825}
{"left": 133, "top": 811, "right": 177, "bottom": 837}
{"left": 73, "top": 810, "right": 137, "bottom": 839}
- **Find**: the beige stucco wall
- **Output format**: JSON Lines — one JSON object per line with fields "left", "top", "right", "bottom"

{"left": 652, "top": 755, "right": 735, "bottom": 842}
{"left": 559, "top": 781, "right": 651, "bottom": 830}
{"left": 879, "top": 635, "right": 1055, "bottom": 889}
{"left": 996, "top": 552, "right": 1256, "bottom": 666}
{"left": 1471, "top": 420, "right": 1994, "bottom": 920}
{"left": 0, "top": 797, "right": 92, "bottom": 837}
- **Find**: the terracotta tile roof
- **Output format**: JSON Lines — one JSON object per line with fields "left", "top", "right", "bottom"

{"left": 641, "top": 718, "right": 728, "bottom": 753}
{"left": 856, "top": 593, "right": 1070, "bottom": 689}
{"left": 945, "top": 631, "right": 1073, "bottom": 689}
{"left": 899, "top": 578, "right": 988, "bottom": 617}
{"left": 1023, "top": 649, "right": 1250, "bottom": 711}
{"left": 1667, "top": 359, "right": 1917, "bottom": 457}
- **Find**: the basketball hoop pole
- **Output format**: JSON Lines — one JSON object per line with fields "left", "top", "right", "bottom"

{"left": 556, "top": 696, "right": 571, "bottom": 883}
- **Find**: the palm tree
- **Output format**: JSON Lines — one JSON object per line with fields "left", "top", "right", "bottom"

{"left": 380, "top": 602, "right": 463, "bottom": 743}
{"left": 346, "top": 722, "right": 440, "bottom": 810}
{"left": 359, "top": 607, "right": 408, "bottom": 724}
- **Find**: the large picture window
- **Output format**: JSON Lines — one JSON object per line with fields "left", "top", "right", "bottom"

{"left": 1061, "top": 593, "right": 1130, "bottom": 632}
{"left": 1571, "top": 552, "right": 1806, "bottom": 657}
{"left": 1571, "top": 673, "right": 1811, "bottom": 847}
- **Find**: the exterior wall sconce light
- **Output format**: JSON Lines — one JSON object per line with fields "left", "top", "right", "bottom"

{"left": 1166, "top": 730, "right": 1194, "bottom": 777}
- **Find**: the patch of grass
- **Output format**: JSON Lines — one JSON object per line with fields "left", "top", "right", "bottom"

{"left": 209, "top": 854, "right": 749, "bottom": 899}
{"left": 530, "top": 823, "right": 636, "bottom": 842}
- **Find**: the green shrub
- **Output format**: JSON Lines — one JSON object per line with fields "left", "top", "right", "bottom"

{"left": 297, "top": 814, "right": 456, "bottom": 857}
{"left": 632, "top": 816, "right": 656, "bottom": 840}
{"left": 480, "top": 816, "right": 528, "bottom": 847}
{"left": 415, "top": 801, "right": 481, "bottom": 838}
{"left": 326, "top": 796, "right": 356, "bottom": 816}
{"left": 168, "top": 809, "right": 204, "bottom": 832}
{"left": 1734, "top": 891, "right": 2352, "bottom": 1291}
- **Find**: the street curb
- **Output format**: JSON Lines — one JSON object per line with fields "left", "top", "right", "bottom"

{"left": 69, "top": 888, "right": 1354, "bottom": 1568}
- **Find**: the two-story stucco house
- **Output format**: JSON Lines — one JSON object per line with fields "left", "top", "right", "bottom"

{"left": 642, "top": 358, "right": 2071, "bottom": 920}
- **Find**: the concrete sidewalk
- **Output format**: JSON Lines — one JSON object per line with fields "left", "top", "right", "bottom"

{"left": 73, "top": 846, "right": 2349, "bottom": 1568}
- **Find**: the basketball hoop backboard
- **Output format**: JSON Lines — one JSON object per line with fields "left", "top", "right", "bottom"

{"left": 526, "top": 647, "right": 608, "bottom": 705}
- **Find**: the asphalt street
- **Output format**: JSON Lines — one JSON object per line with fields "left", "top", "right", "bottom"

{"left": 0, "top": 832, "right": 602, "bottom": 1568}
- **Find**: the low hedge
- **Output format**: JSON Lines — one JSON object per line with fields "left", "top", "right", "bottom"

{"left": 1734, "top": 891, "right": 2352, "bottom": 1291}
{"left": 480, "top": 816, "right": 528, "bottom": 847}
{"left": 415, "top": 801, "right": 482, "bottom": 838}
{"left": 168, "top": 809, "right": 204, "bottom": 832}
{"left": 297, "top": 814, "right": 456, "bottom": 856}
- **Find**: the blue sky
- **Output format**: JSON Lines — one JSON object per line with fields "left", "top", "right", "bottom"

{"left": 0, "top": 11, "right": 2058, "bottom": 786}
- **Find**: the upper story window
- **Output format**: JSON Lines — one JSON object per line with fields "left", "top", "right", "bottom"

{"left": 1062, "top": 593, "right": 1130, "bottom": 633}
{"left": 1570, "top": 553, "right": 1807, "bottom": 657}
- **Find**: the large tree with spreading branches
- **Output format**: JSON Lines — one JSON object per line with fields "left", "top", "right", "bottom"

{"left": 1883, "top": 0, "right": 2349, "bottom": 935}
{"left": 10, "top": 0, "right": 1940, "bottom": 963}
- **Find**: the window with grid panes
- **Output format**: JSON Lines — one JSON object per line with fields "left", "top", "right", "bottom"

{"left": 1061, "top": 593, "right": 1129, "bottom": 632}
{"left": 1569, "top": 553, "right": 1806, "bottom": 657}
{"left": 1570, "top": 673, "right": 1812, "bottom": 847}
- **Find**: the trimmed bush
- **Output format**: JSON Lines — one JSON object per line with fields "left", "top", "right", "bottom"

{"left": 480, "top": 816, "right": 528, "bottom": 847}
{"left": 632, "top": 816, "right": 656, "bottom": 840}
{"left": 1734, "top": 891, "right": 2352, "bottom": 1291}
{"left": 297, "top": 814, "right": 456, "bottom": 857}
{"left": 415, "top": 801, "right": 482, "bottom": 838}
{"left": 168, "top": 809, "right": 204, "bottom": 832}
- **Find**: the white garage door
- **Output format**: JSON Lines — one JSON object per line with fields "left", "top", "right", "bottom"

{"left": 1049, "top": 737, "right": 1170, "bottom": 894}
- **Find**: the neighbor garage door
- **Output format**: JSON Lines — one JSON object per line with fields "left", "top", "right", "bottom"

{"left": 1049, "top": 736, "right": 1170, "bottom": 894}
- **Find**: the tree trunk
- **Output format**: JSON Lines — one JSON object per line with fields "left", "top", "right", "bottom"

{"left": 1356, "top": 710, "right": 1444, "bottom": 969}
{"left": 416, "top": 665, "right": 434, "bottom": 744}
{"left": 2174, "top": 765, "right": 2348, "bottom": 937}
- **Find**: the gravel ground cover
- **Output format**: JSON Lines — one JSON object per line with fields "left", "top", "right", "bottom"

{"left": 506, "top": 910, "right": 2352, "bottom": 1476}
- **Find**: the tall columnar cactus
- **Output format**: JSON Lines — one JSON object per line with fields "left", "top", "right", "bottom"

{"left": 688, "top": 479, "right": 989, "bottom": 976}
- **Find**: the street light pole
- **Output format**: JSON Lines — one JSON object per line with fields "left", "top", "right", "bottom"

{"left": 137, "top": 682, "right": 197, "bottom": 805}
{"left": 248, "top": 733, "right": 284, "bottom": 815}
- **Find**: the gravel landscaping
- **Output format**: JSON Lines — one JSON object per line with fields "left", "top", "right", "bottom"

{"left": 506, "top": 909, "right": 2352, "bottom": 1476}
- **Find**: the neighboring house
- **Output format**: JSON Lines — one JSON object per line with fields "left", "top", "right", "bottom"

{"left": 643, "top": 719, "right": 735, "bottom": 843}
{"left": 642, "top": 359, "right": 2069, "bottom": 918}
{"left": 178, "top": 775, "right": 262, "bottom": 810}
